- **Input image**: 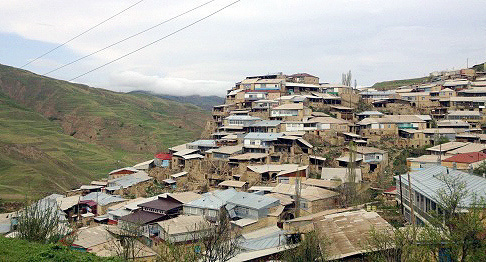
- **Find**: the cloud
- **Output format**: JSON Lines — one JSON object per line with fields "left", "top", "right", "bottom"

{"left": 0, "top": 0, "right": 485, "bottom": 95}
{"left": 110, "top": 70, "right": 230, "bottom": 96}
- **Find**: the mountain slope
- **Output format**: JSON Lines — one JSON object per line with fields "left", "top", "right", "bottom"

{"left": 130, "top": 91, "right": 225, "bottom": 111}
{"left": 0, "top": 91, "right": 124, "bottom": 199}
{"left": 0, "top": 64, "right": 210, "bottom": 153}
{"left": 0, "top": 64, "right": 210, "bottom": 200}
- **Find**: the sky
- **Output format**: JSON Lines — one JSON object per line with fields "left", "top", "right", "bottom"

{"left": 0, "top": 0, "right": 485, "bottom": 97}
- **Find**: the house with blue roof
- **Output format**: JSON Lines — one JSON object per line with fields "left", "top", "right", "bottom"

{"left": 83, "top": 192, "right": 126, "bottom": 215}
{"left": 243, "top": 133, "right": 284, "bottom": 153}
{"left": 106, "top": 171, "right": 154, "bottom": 198}
{"left": 187, "top": 139, "right": 219, "bottom": 152}
{"left": 249, "top": 120, "right": 282, "bottom": 133}
{"left": 183, "top": 189, "right": 239, "bottom": 221}
{"left": 183, "top": 189, "right": 280, "bottom": 229}
{"left": 395, "top": 166, "right": 486, "bottom": 225}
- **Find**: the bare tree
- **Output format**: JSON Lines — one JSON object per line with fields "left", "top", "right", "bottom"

{"left": 342, "top": 70, "right": 352, "bottom": 86}
{"left": 106, "top": 222, "right": 146, "bottom": 261}
{"left": 197, "top": 208, "right": 241, "bottom": 262}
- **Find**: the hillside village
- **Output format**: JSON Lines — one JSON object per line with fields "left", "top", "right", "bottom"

{"left": 3, "top": 64, "right": 486, "bottom": 261}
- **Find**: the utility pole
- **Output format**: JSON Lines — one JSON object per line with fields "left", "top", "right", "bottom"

{"left": 407, "top": 171, "right": 415, "bottom": 227}
{"left": 345, "top": 142, "right": 357, "bottom": 207}
{"left": 294, "top": 169, "right": 301, "bottom": 218}
{"left": 399, "top": 174, "right": 404, "bottom": 215}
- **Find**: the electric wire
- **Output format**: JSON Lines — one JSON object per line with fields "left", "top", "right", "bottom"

{"left": 69, "top": 0, "right": 241, "bottom": 82}
{"left": 43, "top": 0, "right": 217, "bottom": 76}
{"left": 20, "top": 0, "right": 146, "bottom": 69}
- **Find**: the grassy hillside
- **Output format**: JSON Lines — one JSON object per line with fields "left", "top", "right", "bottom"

{"left": 0, "top": 64, "right": 210, "bottom": 200}
{"left": 0, "top": 91, "right": 130, "bottom": 199}
{"left": 0, "top": 237, "right": 119, "bottom": 261}
{"left": 372, "top": 76, "right": 430, "bottom": 90}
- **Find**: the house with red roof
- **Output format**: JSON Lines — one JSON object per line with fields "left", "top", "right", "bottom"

{"left": 154, "top": 152, "right": 172, "bottom": 168}
{"left": 441, "top": 152, "right": 486, "bottom": 170}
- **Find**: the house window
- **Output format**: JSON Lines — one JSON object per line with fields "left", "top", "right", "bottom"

{"left": 208, "top": 209, "right": 217, "bottom": 217}
{"left": 300, "top": 201, "right": 308, "bottom": 209}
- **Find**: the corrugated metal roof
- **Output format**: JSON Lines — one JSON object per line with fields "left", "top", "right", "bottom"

{"left": 227, "top": 192, "right": 279, "bottom": 210}
{"left": 231, "top": 218, "right": 258, "bottom": 227}
{"left": 73, "top": 225, "right": 113, "bottom": 248}
{"left": 248, "top": 186, "right": 274, "bottom": 192}
{"left": 316, "top": 210, "right": 393, "bottom": 260}
{"left": 219, "top": 180, "right": 247, "bottom": 188}
{"left": 109, "top": 171, "right": 153, "bottom": 188}
{"left": 277, "top": 165, "right": 308, "bottom": 176}
{"left": 266, "top": 193, "right": 294, "bottom": 206}
{"left": 168, "top": 192, "right": 202, "bottom": 204}
{"left": 173, "top": 149, "right": 199, "bottom": 156}
{"left": 168, "top": 144, "right": 188, "bottom": 152}
{"left": 82, "top": 192, "right": 125, "bottom": 206}
{"left": 446, "top": 143, "right": 486, "bottom": 155}
{"left": 272, "top": 184, "right": 339, "bottom": 201}
{"left": 182, "top": 154, "right": 204, "bottom": 160}
{"left": 356, "top": 111, "right": 384, "bottom": 116}
{"left": 184, "top": 189, "right": 238, "bottom": 210}
{"left": 426, "top": 142, "right": 469, "bottom": 152}
{"left": 226, "top": 115, "right": 261, "bottom": 121}
{"left": 108, "top": 167, "right": 138, "bottom": 175}
{"left": 133, "top": 159, "right": 154, "bottom": 170}
{"left": 244, "top": 132, "right": 283, "bottom": 141}
{"left": 240, "top": 226, "right": 287, "bottom": 251}
{"left": 211, "top": 144, "right": 243, "bottom": 155}
{"left": 408, "top": 155, "right": 441, "bottom": 163}
{"left": 187, "top": 140, "right": 217, "bottom": 147}
{"left": 171, "top": 171, "right": 188, "bottom": 179}
{"left": 272, "top": 103, "right": 304, "bottom": 110}
{"left": 108, "top": 208, "right": 131, "bottom": 218}
{"left": 437, "top": 119, "right": 470, "bottom": 127}
{"left": 247, "top": 164, "right": 299, "bottom": 174}
{"left": 157, "top": 215, "right": 207, "bottom": 235}
{"left": 395, "top": 166, "right": 486, "bottom": 207}
{"left": 250, "top": 120, "right": 282, "bottom": 127}
{"left": 57, "top": 195, "right": 82, "bottom": 211}
{"left": 448, "top": 110, "right": 482, "bottom": 116}
{"left": 80, "top": 185, "right": 103, "bottom": 190}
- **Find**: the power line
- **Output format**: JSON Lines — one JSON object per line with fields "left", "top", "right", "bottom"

{"left": 69, "top": 0, "right": 241, "bottom": 82}
{"left": 44, "top": 0, "right": 217, "bottom": 76}
{"left": 20, "top": 0, "right": 146, "bottom": 69}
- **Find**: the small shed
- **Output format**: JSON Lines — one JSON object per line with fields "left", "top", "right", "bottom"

{"left": 219, "top": 180, "right": 248, "bottom": 190}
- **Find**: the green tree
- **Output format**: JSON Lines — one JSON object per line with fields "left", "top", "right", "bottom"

{"left": 473, "top": 161, "right": 486, "bottom": 177}
{"left": 16, "top": 198, "right": 71, "bottom": 244}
